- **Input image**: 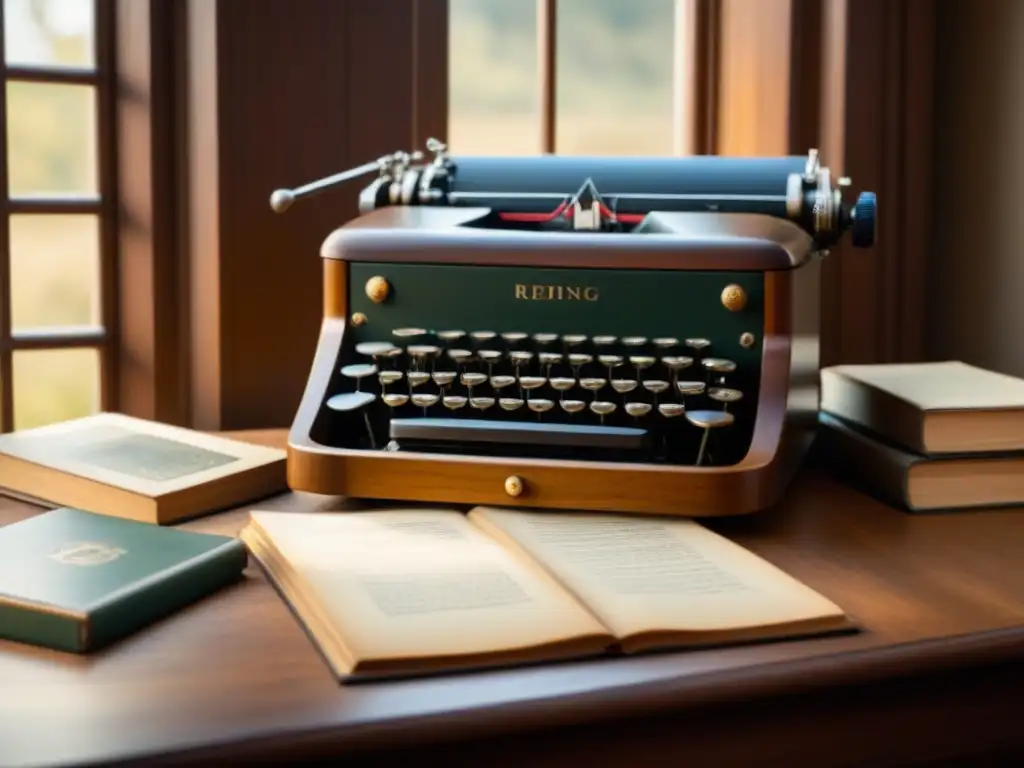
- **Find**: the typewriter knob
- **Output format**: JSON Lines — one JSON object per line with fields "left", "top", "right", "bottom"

{"left": 851, "top": 191, "right": 878, "bottom": 248}
{"left": 721, "top": 284, "right": 748, "bottom": 312}
{"left": 504, "top": 475, "right": 525, "bottom": 498}
{"left": 365, "top": 276, "right": 391, "bottom": 304}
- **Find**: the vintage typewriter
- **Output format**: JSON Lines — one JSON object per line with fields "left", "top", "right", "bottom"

{"left": 270, "top": 139, "right": 876, "bottom": 516}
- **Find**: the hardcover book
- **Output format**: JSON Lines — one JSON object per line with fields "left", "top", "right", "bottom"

{"left": 241, "top": 506, "right": 854, "bottom": 682}
{"left": 0, "top": 507, "right": 247, "bottom": 653}
{"left": 816, "top": 412, "right": 1024, "bottom": 512}
{"left": 821, "top": 361, "right": 1024, "bottom": 455}
{"left": 0, "top": 412, "right": 287, "bottom": 524}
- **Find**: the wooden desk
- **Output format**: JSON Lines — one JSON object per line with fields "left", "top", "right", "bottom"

{"left": 2, "top": 431, "right": 1024, "bottom": 767}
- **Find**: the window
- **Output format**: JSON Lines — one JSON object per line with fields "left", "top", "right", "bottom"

{"left": 447, "top": 0, "right": 702, "bottom": 156}
{"left": 0, "top": 0, "right": 114, "bottom": 433}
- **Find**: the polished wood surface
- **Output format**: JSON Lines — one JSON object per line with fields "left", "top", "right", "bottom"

{"left": 289, "top": 229, "right": 817, "bottom": 518}
{"left": 3, "top": 430, "right": 1024, "bottom": 767}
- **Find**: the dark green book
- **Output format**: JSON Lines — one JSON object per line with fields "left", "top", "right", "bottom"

{"left": 0, "top": 507, "right": 247, "bottom": 652}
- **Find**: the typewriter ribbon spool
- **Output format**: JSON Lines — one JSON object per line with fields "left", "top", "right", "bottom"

{"left": 270, "top": 139, "right": 877, "bottom": 517}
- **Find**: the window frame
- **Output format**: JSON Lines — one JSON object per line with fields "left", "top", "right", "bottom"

{"left": 0, "top": 0, "right": 923, "bottom": 433}
{"left": 0, "top": 0, "right": 119, "bottom": 432}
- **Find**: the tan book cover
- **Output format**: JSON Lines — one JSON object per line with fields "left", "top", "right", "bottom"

{"left": 820, "top": 361, "right": 1024, "bottom": 455}
{"left": 241, "top": 507, "right": 854, "bottom": 681}
{"left": 0, "top": 413, "right": 287, "bottom": 525}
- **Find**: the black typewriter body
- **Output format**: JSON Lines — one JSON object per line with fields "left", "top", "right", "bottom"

{"left": 273, "top": 141, "right": 877, "bottom": 517}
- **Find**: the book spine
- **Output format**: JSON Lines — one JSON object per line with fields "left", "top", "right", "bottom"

{"left": 85, "top": 541, "right": 248, "bottom": 651}
{"left": 0, "top": 600, "right": 84, "bottom": 653}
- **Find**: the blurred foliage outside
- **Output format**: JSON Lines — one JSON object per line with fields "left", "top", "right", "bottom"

{"left": 4, "top": 0, "right": 98, "bottom": 431}
{"left": 448, "top": 0, "right": 678, "bottom": 156}
{"left": 3, "top": 0, "right": 683, "bottom": 432}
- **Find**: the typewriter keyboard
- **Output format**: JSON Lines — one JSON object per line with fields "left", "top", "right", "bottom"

{"left": 320, "top": 329, "right": 757, "bottom": 467}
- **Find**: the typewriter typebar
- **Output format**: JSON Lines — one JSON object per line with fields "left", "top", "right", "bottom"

{"left": 271, "top": 140, "right": 877, "bottom": 517}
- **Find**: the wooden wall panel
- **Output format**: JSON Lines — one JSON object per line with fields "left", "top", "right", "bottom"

{"left": 818, "top": 0, "right": 934, "bottom": 366}
{"left": 181, "top": 0, "right": 447, "bottom": 430}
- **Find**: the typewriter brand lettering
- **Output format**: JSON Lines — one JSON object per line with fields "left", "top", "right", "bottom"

{"left": 514, "top": 284, "right": 599, "bottom": 301}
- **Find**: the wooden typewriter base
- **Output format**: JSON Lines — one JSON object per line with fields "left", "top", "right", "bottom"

{"left": 286, "top": 261, "right": 819, "bottom": 518}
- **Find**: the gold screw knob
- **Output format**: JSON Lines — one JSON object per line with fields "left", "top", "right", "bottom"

{"left": 504, "top": 475, "right": 525, "bottom": 498}
{"left": 739, "top": 332, "right": 755, "bottom": 348}
{"left": 721, "top": 284, "right": 747, "bottom": 312}
{"left": 365, "top": 276, "right": 390, "bottom": 304}
{"left": 350, "top": 312, "right": 368, "bottom": 326}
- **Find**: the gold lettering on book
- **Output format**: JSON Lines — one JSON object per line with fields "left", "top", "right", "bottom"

{"left": 49, "top": 542, "right": 127, "bottom": 567}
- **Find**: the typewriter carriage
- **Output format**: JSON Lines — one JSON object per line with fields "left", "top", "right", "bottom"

{"left": 277, "top": 142, "right": 872, "bottom": 517}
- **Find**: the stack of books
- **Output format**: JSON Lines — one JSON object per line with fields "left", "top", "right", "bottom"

{"left": 817, "top": 361, "right": 1024, "bottom": 512}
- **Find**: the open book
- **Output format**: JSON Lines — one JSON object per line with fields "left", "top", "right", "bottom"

{"left": 241, "top": 507, "right": 854, "bottom": 681}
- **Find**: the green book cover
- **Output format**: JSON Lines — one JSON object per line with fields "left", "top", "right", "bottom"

{"left": 0, "top": 507, "right": 247, "bottom": 652}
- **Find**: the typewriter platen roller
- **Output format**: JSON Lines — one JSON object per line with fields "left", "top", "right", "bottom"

{"left": 272, "top": 140, "right": 877, "bottom": 517}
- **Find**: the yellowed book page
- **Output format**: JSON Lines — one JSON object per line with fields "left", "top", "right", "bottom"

{"left": 469, "top": 507, "right": 847, "bottom": 642}
{"left": 249, "top": 509, "right": 613, "bottom": 663}
{"left": 0, "top": 412, "right": 284, "bottom": 497}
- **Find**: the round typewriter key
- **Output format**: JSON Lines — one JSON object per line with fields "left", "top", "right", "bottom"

{"left": 378, "top": 370, "right": 404, "bottom": 386}
{"left": 702, "top": 357, "right": 737, "bottom": 374}
{"left": 432, "top": 371, "right": 457, "bottom": 387}
{"left": 499, "top": 398, "right": 524, "bottom": 412}
{"left": 622, "top": 336, "right": 647, "bottom": 347}
{"left": 341, "top": 363, "right": 377, "bottom": 379}
{"left": 383, "top": 393, "right": 409, "bottom": 408}
{"left": 533, "top": 333, "right": 559, "bottom": 345}
{"left": 527, "top": 398, "right": 554, "bottom": 415}
{"left": 685, "top": 338, "right": 711, "bottom": 352}
{"left": 568, "top": 354, "right": 592, "bottom": 376}
{"left": 519, "top": 376, "right": 546, "bottom": 391}
{"left": 447, "top": 349, "right": 472, "bottom": 366}
{"left": 411, "top": 393, "right": 440, "bottom": 415}
{"left": 509, "top": 350, "right": 534, "bottom": 364}
{"left": 653, "top": 338, "right": 679, "bottom": 349}
{"left": 625, "top": 402, "right": 653, "bottom": 419}
{"left": 676, "top": 380, "right": 706, "bottom": 396}
{"left": 477, "top": 349, "right": 502, "bottom": 363}
{"left": 393, "top": 327, "right": 426, "bottom": 338}
{"left": 470, "top": 397, "right": 496, "bottom": 411}
{"left": 326, "top": 391, "right": 375, "bottom": 412}
{"left": 549, "top": 377, "right": 575, "bottom": 391}
{"left": 589, "top": 401, "right": 617, "bottom": 423}
{"left": 687, "top": 409, "right": 735, "bottom": 467}
{"left": 407, "top": 371, "right": 430, "bottom": 387}
{"left": 562, "top": 334, "right": 587, "bottom": 346}
{"left": 629, "top": 356, "right": 656, "bottom": 374}
{"left": 560, "top": 399, "right": 586, "bottom": 415}
{"left": 658, "top": 403, "right": 685, "bottom": 418}
{"left": 527, "top": 399, "right": 554, "bottom": 421}
{"left": 341, "top": 364, "right": 377, "bottom": 391}
{"left": 443, "top": 396, "right": 468, "bottom": 410}
{"left": 580, "top": 378, "right": 607, "bottom": 394}
{"left": 490, "top": 375, "right": 516, "bottom": 390}
{"left": 539, "top": 352, "right": 563, "bottom": 366}
{"left": 436, "top": 330, "right": 465, "bottom": 342}
{"left": 662, "top": 356, "right": 694, "bottom": 371}
{"left": 460, "top": 372, "right": 488, "bottom": 388}
{"left": 592, "top": 335, "right": 617, "bottom": 346}
{"left": 709, "top": 387, "right": 743, "bottom": 403}
{"left": 407, "top": 346, "right": 440, "bottom": 371}
{"left": 501, "top": 331, "right": 528, "bottom": 343}
{"left": 471, "top": 330, "right": 497, "bottom": 341}
{"left": 598, "top": 354, "right": 623, "bottom": 367}
{"left": 356, "top": 341, "right": 396, "bottom": 358}
{"left": 611, "top": 379, "right": 638, "bottom": 394}
{"left": 643, "top": 380, "right": 670, "bottom": 394}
